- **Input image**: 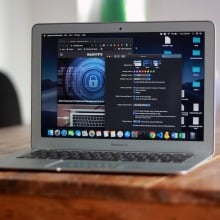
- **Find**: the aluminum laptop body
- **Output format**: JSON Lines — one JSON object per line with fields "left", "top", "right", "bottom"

{"left": 0, "top": 21, "right": 215, "bottom": 174}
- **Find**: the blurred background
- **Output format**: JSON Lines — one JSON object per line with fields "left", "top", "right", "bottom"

{"left": 0, "top": 0, "right": 219, "bottom": 125}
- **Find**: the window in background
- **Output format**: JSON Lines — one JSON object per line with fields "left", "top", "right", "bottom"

{"left": 124, "top": 0, "right": 147, "bottom": 21}
{"left": 77, "top": 0, "right": 147, "bottom": 22}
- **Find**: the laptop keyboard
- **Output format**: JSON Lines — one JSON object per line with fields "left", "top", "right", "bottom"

{"left": 72, "top": 115, "right": 105, "bottom": 127}
{"left": 17, "top": 150, "right": 193, "bottom": 163}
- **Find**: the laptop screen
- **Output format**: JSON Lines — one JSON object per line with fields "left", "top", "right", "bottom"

{"left": 41, "top": 31, "right": 204, "bottom": 141}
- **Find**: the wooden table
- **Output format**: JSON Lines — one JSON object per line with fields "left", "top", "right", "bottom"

{"left": 0, "top": 107, "right": 219, "bottom": 220}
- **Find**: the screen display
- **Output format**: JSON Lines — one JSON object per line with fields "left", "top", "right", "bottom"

{"left": 41, "top": 31, "right": 204, "bottom": 141}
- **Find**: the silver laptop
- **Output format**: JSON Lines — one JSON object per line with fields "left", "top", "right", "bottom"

{"left": 0, "top": 21, "right": 215, "bottom": 174}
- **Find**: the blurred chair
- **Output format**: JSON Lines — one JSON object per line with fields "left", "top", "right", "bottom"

{"left": 0, "top": 72, "right": 22, "bottom": 127}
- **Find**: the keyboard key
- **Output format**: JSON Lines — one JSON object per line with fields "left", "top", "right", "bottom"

{"left": 135, "top": 153, "right": 148, "bottom": 162}
{"left": 148, "top": 153, "right": 160, "bottom": 162}
{"left": 160, "top": 154, "right": 173, "bottom": 162}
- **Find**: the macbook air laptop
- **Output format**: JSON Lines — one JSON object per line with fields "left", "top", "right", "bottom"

{"left": 0, "top": 21, "right": 215, "bottom": 174}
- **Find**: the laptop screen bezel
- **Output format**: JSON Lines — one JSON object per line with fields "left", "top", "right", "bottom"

{"left": 31, "top": 21, "right": 215, "bottom": 155}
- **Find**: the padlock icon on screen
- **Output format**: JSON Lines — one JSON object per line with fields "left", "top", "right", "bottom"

{"left": 88, "top": 75, "right": 98, "bottom": 88}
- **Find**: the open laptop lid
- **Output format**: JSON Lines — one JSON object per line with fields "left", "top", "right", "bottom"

{"left": 32, "top": 21, "right": 215, "bottom": 155}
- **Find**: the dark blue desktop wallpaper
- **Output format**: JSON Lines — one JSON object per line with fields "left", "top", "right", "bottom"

{"left": 41, "top": 32, "right": 204, "bottom": 140}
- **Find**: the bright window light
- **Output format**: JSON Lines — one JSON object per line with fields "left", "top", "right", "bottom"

{"left": 125, "top": 0, "right": 147, "bottom": 21}
{"left": 77, "top": 0, "right": 94, "bottom": 21}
